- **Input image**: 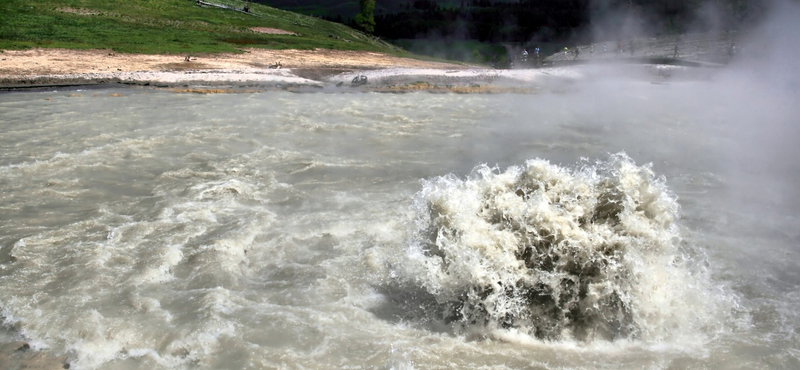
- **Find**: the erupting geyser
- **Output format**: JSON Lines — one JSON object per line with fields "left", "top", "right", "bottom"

{"left": 405, "top": 153, "right": 715, "bottom": 341}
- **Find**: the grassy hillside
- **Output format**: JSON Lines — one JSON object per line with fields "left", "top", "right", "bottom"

{"left": 0, "top": 0, "right": 403, "bottom": 54}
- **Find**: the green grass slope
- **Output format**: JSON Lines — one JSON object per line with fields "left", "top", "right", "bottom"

{"left": 0, "top": 0, "right": 403, "bottom": 54}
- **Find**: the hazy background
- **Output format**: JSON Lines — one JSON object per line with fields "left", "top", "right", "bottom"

{"left": 255, "top": 0, "right": 775, "bottom": 63}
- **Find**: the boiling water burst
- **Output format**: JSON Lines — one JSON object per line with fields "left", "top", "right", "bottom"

{"left": 403, "top": 153, "right": 722, "bottom": 342}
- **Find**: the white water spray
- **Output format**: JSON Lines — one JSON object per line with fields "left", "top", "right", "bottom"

{"left": 402, "top": 153, "right": 727, "bottom": 342}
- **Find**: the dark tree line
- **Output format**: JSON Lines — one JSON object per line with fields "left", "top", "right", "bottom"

{"left": 324, "top": 0, "right": 762, "bottom": 44}
{"left": 370, "top": 0, "right": 588, "bottom": 42}
{"left": 355, "top": 0, "right": 376, "bottom": 33}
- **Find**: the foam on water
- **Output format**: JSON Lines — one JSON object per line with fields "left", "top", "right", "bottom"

{"left": 0, "top": 140, "right": 282, "bottom": 368}
{"left": 398, "top": 153, "right": 729, "bottom": 344}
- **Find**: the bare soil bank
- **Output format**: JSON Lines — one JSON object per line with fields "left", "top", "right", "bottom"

{"left": 0, "top": 48, "right": 475, "bottom": 89}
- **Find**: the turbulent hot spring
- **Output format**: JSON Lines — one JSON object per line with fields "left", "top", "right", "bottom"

{"left": 1, "top": 52, "right": 799, "bottom": 369}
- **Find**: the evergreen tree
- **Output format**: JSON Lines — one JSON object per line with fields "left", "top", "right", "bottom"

{"left": 355, "top": 0, "right": 376, "bottom": 33}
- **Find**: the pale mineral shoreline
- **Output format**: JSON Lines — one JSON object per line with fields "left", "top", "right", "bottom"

{"left": 0, "top": 47, "right": 690, "bottom": 93}
{"left": 0, "top": 47, "right": 481, "bottom": 91}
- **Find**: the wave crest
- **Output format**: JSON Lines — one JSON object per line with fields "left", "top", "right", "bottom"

{"left": 403, "top": 153, "right": 716, "bottom": 342}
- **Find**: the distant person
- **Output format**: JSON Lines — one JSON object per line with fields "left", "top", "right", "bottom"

{"left": 522, "top": 49, "right": 528, "bottom": 62}
{"left": 574, "top": 47, "right": 580, "bottom": 60}
{"left": 673, "top": 43, "right": 679, "bottom": 58}
{"left": 534, "top": 47, "right": 540, "bottom": 59}
{"left": 564, "top": 47, "right": 569, "bottom": 57}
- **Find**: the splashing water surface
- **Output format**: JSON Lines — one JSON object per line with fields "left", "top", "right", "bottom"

{"left": 0, "top": 73, "right": 798, "bottom": 370}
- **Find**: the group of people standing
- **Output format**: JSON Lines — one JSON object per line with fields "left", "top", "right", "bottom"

{"left": 519, "top": 46, "right": 540, "bottom": 63}
{"left": 554, "top": 39, "right": 675, "bottom": 60}
{"left": 511, "top": 36, "right": 736, "bottom": 66}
